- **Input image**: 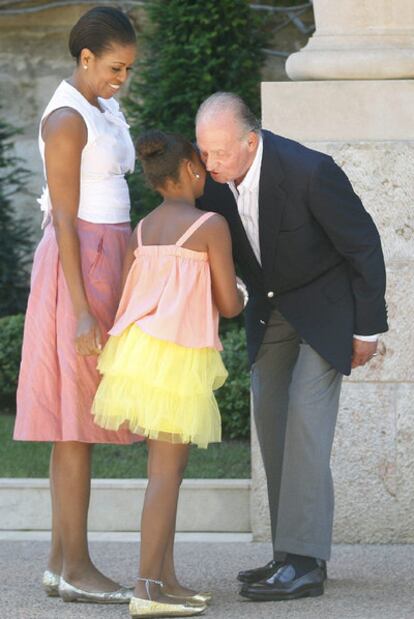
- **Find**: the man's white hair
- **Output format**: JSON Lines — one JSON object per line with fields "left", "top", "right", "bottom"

{"left": 196, "top": 92, "right": 261, "bottom": 135}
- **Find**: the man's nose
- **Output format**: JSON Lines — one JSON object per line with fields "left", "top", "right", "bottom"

{"left": 205, "top": 154, "right": 217, "bottom": 171}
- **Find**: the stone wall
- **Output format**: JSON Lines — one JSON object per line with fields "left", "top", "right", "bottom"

{"left": 330, "top": 140, "right": 413, "bottom": 542}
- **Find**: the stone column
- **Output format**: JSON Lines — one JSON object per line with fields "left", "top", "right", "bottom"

{"left": 286, "top": 0, "right": 414, "bottom": 80}
{"left": 253, "top": 0, "right": 414, "bottom": 544}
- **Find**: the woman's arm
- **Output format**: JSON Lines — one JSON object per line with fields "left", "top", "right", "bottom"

{"left": 120, "top": 227, "right": 138, "bottom": 290}
{"left": 207, "top": 215, "right": 244, "bottom": 318}
{"left": 43, "top": 108, "right": 100, "bottom": 356}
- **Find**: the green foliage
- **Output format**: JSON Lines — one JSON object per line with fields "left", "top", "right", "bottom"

{"left": 217, "top": 327, "right": 250, "bottom": 440}
{"left": 124, "top": 0, "right": 267, "bottom": 220}
{"left": 1, "top": 415, "right": 250, "bottom": 478}
{"left": 0, "top": 314, "right": 24, "bottom": 403}
{"left": 0, "top": 115, "right": 32, "bottom": 316}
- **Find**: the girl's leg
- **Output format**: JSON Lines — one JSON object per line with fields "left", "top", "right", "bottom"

{"left": 161, "top": 512, "right": 197, "bottom": 597}
{"left": 135, "top": 439, "right": 190, "bottom": 602}
{"left": 50, "top": 441, "right": 121, "bottom": 591}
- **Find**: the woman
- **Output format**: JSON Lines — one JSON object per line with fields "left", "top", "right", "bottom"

{"left": 14, "top": 6, "right": 138, "bottom": 603}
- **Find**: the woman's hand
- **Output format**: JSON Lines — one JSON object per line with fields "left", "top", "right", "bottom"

{"left": 75, "top": 311, "right": 102, "bottom": 356}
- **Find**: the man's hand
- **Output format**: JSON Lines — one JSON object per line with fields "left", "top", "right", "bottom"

{"left": 351, "top": 338, "right": 378, "bottom": 369}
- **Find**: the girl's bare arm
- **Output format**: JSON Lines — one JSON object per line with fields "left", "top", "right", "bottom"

{"left": 207, "top": 215, "right": 244, "bottom": 318}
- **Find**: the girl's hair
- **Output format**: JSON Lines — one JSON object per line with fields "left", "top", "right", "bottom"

{"left": 136, "top": 130, "right": 196, "bottom": 189}
{"left": 69, "top": 7, "right": 136, "bottom": 63}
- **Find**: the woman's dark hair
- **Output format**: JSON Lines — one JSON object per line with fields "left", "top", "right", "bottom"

{"left": 69, "top": 7, "right": 136, "bottom": 63}
{"left": 136, "top": 130, "right": 196, "bottom": 189}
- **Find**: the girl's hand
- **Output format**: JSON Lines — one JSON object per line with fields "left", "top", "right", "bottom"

{"left": 75, "top": 311, "right": 102, "bottom": 356}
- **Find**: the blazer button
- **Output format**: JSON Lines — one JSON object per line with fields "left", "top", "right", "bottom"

{"left": 259, "top": 319, "right": 266, "bottom": 325}
{"left": 267, "top": 291, "right": 275, "bottom": 298}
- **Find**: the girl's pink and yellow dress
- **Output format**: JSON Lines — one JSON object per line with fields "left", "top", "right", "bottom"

{"left": 92, "top": 212, "right": 228, "bottom": 448}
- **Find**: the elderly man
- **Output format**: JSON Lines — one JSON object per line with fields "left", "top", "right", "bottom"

{"left": 196, "top": 92, "right": 388, "bottom": 602}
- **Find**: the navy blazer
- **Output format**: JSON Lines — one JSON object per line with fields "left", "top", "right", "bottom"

{"left": 197, "top": 130, "right": 388, "bottom": 375}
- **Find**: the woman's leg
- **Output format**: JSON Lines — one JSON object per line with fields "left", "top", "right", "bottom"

{"left": 134, "top": 439, "right": 190, "bottom": 602}
{"left": 47, "top": 445, "right": 63, "bottom": 574}
{"left": 50, "top": 441, "right": 121, "bottom": 591}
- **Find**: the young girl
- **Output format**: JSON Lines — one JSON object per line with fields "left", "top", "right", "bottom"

{"left": 92, "top": 130, "right": 245, "bottom": 618}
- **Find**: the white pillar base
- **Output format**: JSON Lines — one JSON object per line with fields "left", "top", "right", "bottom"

{"left": 287, "top": 47, "right": 414, "bottom": 81}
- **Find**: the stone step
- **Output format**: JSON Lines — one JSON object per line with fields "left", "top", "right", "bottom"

{"left": 0, "top": 478, "right": 251, "bottom": 532}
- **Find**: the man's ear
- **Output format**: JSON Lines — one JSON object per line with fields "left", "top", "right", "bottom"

{"left": 247, "top": 131, "right": 259, "bottom": 152}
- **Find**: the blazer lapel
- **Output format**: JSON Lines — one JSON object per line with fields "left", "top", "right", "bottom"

{"left": 258, "top": 131, "right": 287, "bottom": 282}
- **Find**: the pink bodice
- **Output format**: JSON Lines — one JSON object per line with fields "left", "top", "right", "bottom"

{"left": 109, "top": 212, "right": 222, "bottom": 350}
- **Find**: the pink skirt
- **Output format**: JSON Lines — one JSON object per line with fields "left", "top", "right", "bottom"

{"left": 14, "top": 219, "right": 140, "bottom": 444}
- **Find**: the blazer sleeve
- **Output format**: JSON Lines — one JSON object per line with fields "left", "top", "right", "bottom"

{"left": 308, "top": 155, "right": 388, "bottom": 335}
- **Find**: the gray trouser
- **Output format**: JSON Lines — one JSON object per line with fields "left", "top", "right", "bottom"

{"left": 251, "top": 309, "right": 343, "bottom": 561}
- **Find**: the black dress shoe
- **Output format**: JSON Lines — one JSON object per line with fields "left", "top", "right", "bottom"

{"left": 238, "top": 558, "right": 327, "bottom": 584}
{"left": 239, "top": 562, "right": 325, "bottom": 601}
{"left": 237, "top": 559, "right": 283, "bottom": 584}
{"left": 317, "top": 559, "right": 328, "bottom": 581}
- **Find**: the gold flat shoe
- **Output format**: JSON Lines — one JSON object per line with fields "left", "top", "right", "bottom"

{"left": 129, "top": 596, "right": 207, "bottom": 618}
{"left": 59, "top": 577, "right": 133, "bottom": 604}
{"left": 42, "top": 570, "right": 60, "bottom": 597}
{"left": 166, "top": 592, "right": 212, "bottom": 605}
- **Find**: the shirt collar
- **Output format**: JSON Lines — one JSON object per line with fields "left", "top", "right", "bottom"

{"left": 228, "top": 133, "right": 263, "bottom": 195}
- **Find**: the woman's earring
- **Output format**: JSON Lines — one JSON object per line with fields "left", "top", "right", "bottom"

{"left": 83, "top": 65, "right": 87, "bottom": 70}
{"left": 195, "top": 173, "right": 200, "bottom": 179}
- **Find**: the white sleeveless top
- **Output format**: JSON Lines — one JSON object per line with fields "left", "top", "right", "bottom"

{"left": 37, "top": 80, "right": 135, "bottom": 227}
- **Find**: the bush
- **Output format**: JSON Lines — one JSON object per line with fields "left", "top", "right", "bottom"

{"left": 124, "top": 0, "right": 267, "bottom": 220}
{"left": 217, "top": 327, "right": 250, "bottom": 440}
{"left": 0, "top": 313, "right": 24, "bottom": 404}
{"left": 0, "top": 114, "right": 32, "bottom": 317}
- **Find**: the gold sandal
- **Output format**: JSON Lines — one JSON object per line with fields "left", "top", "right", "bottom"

{"left": 129, "top": 578, "right": 207, "bottom": 618}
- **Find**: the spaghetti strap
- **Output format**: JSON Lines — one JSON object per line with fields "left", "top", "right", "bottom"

{"left": 176, "top": 212, "right": 215, "bottom": 247}
{"left": 137, "top": 220, "right": 143, "bottom": 246}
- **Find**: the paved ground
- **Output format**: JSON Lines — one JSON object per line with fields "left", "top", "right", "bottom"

{"left": 0, "top": 537, "right": 413, "bottom": 619}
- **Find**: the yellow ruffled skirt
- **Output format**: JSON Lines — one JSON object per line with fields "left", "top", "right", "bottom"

{"left": 92, "top": 324, "right": 228, "bottom": 448}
